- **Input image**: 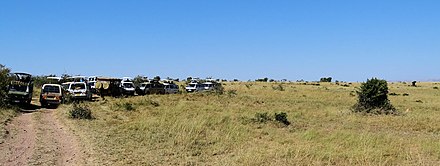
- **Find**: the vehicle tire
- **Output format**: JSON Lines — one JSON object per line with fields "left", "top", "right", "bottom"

{"left": 41, "top": 101, "right": 47, "bottom": 108}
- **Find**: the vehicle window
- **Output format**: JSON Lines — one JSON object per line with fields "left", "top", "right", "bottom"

{"left": 43, "top": 86, "right": 60, "bottom": 93}
{"left": 188, "top": 84, "right": 195, "bottom": 87}
{"left": 123, "top": 83, "right": 134, "bottom": 88}
{"left": 141, "top": 84, "right": 147, "bottom": 87}
{"left": 10, "top": 85, "right": 27, "bottom": 92}
{"left": 71, "top": 83, "right": 85, "bottom": 90}
{"left": 62, "top": 84, "right": 70, "bottom": 90}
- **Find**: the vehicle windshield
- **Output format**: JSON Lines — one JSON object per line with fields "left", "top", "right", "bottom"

{"left": 62, "top": 84, "right": 70, "bottom": 90}
{"left": 9, "top": 85, "right": 27, "bottom": 92}
{"left": 123, "top": 83, "right": 134, "bottom": 88}
{"left": 188, "top": 84, "right": 196, "bottom": 87}
{"left": 43, "top": 86, "right": 60, "bottom": 93}
{"left": 140, "top": 84, "right": 147, "bottom": 87}
{"left": 71, "top": 83, "right": 86, "bottom": 90}
{"left": 10, "top": 73, "right": 31, "bottom": 82}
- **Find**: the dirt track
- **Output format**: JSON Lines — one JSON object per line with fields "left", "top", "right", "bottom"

{"left": 0, "top": 107, "right": 82, "bottom": 166}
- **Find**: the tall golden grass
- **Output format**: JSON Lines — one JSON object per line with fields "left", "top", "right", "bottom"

{"left": 55, "top": 82, "right": 440, "bottom": 165}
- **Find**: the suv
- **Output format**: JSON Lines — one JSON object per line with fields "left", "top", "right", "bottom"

{"left": 164, "top": 83, "right": 179, "bottom": 94}
{"left": 137, "top": 81, "right": 165, "bottom": 95}
{"left": 40, "top": 84, "right": 63, "bottom": 107}
{"left": 202, "top": 81, "right": 222, "bottom": 91}
{"left": 7, "top": 72, "right": 33, "bottom": 104}
{"left": 185, "top": 82, "right": 204, "bottom": 93}
{"left": 68, "top": 82, "right": 92, "bottom": 100}
{"left": 121, "top": 81, "right": 136, "bottom": 96}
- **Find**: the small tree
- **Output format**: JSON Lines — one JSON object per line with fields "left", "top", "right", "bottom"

{"left": 320, "top": 77, "right": 332, "bottom": 82}
{"left": 352, "top": 78, "right": 397, "bottom": 115}
{"left": 153, "top": 76, "right": 161, "bottom": 81}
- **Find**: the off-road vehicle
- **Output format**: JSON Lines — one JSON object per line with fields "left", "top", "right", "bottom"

{"left": 137, "top": 81, "right": 165, "bottom": 95}
{"left": 7, "top": 72, "right": 33, "bottom": 104}
{"left": 163, "top": 80, "right": 179, "bottom": 94}
{"left": 40, "top": 84, "right": 63, "bottom": 107}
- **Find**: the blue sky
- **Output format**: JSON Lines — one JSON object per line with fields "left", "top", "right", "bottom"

{"left": 1, "top": 1, "right": 439, "bottom": 82}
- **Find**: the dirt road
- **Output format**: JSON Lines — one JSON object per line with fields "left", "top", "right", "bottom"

{"left": 0, "top": 107, "right": 83, "bottom": 166}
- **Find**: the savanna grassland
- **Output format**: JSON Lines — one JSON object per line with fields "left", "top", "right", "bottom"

{"left": 56, "top": 82, "right": 440, "bottom": 165}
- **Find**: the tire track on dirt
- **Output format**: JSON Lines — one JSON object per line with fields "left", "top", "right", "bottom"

{"left": 0, "top": 112, "right": 36, "bottom": 166}
{"left": 0, "top": 108, "right": 83, "bottom": 165}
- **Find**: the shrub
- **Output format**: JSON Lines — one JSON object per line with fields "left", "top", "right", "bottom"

{"left": 352, "top": 78, "right": 397, "bottom": 115}
{"left": 275, "top": 112, "right": 290, "bottom": 125}
{"left": 0, "top": 64, "right": 11, "bottom": 107}
{"left": 252, "top": 112, "right": 272, "bottom": 123}
{"left": 320, "top": 77, "right": 332, "bottom": 82}
{"left": 69, "top": 103, "right": 93, "bottom": 119}
{"left": 252, "top": 112, "right": 291, "bottom": 126}
{"left": 255, "top": 78, "right": 269, "bottom": 82}
{"left": 118, "top": 102, "right": 135, "bottom": 111}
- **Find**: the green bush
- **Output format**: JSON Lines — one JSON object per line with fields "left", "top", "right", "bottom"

{"left": 122, "top": 102, "right": 135, "bottom": 111}
{"left": 320, "top": 77, "right": 332, "bottom": 82}
{"left": 0, "top": 64, "right": 11, "bottom": 107}
{"left": 352, "top": 78, "right": 397, "bottom": 115}
{"left": 275, "top": 112, "right": 290, "bottom": 125}
{"left": 69, "top": 103, "right": 93, "bottom": 119}
{"left": 252, "top": 112, "right": 291, "bottom": 126}
{"left": 253, "top": 112, "right": 272, "bottom": 123}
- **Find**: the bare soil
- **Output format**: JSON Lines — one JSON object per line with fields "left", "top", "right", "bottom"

{"left": 0, "top": 106, "right": 83, "bottom": 166}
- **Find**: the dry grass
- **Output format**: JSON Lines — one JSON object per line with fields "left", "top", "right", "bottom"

{"left": 56, "top": 82, "right": 440, "bottom": 165}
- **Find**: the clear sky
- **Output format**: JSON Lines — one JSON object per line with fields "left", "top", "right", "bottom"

{"left": 1, "top": 1, "right": 439, "bottom": 82}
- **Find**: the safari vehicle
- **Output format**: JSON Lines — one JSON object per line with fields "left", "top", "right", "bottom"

{"left": 94, "top": 77, "right": 123, "bottom": 97}
{"left": 202, "top": 81, "right": 222, "bottom": 91}
{"left": 185, "top": 82, "right": 204, "bottom": 93}
{"left": 136, "top": 81, "right": 165, "bottom": 95}
{"left": 121, "top": 77, "right": 136, "bottom": 96}
{"left": 7, "top": 72, "right": 33, "bottom": 104}
{"left": 39, "top": 84, "right": 63, "bottom": 107}
{"left": 68, "top": 82, "right": 92, "bottom": 100}
{"left": 163, "top": 80, "right": 179, "bottom": 94}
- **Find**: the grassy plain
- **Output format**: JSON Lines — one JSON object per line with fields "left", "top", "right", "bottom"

{"left": 51, "top": 82, "right": 440, "bottom": 165}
